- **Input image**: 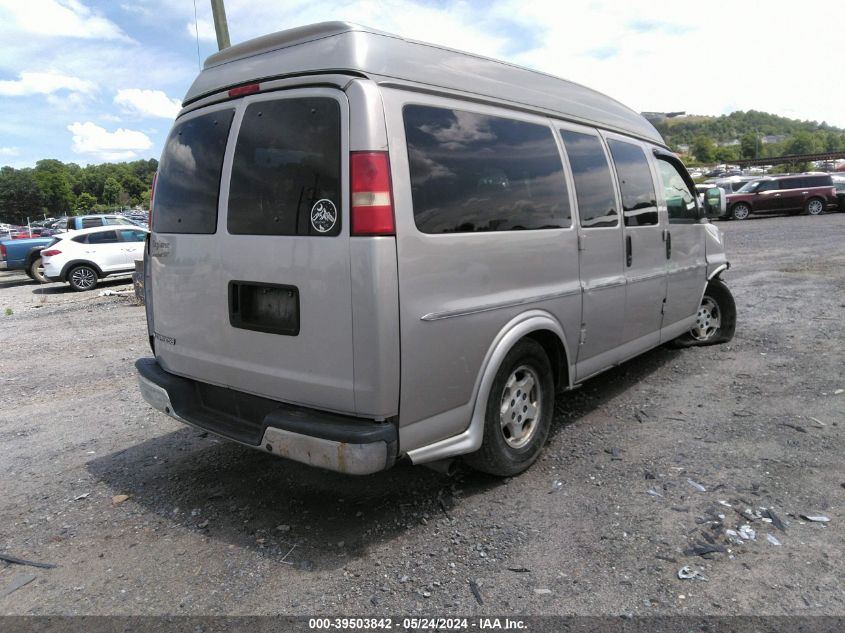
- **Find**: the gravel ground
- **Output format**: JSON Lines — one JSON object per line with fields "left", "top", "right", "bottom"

{"left": 1, "top": 214, "right": 843, "bottom": 617}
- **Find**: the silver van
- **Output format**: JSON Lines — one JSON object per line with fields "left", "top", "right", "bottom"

{"left": 136, "top": 22, "right": 735, "bottom": 476}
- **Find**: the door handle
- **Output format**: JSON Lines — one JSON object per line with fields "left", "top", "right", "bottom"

{"left": 626, "top": 235, "right": 632, "bottom": 267}
{"left": 665, "top": 231, "right": 672, "bottom": 260}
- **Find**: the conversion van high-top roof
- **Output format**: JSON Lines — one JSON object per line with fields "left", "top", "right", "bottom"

{"left": 136, "top": 22, "right": 734, "bottom": 476}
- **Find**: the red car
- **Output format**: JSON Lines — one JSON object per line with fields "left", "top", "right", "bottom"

{"left": 725, "top": 174, "right": 837, "bottom": 220}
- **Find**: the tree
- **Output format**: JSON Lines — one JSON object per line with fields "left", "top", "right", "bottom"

{"left": 714, "top": 146, "right": 739, "bottom": 162}
{"left": 74, "top": 192, "right": 97, "bottom": 213}
{"left": 691, "top": 136, "right": 716, "bottom": 163}
{"left": 102, "top": 177, "right": 121, "bottom": 206}
{"left": 33, "top": 159, "right": 73, "bottom": 214}
{"left": 782, "top": 131, "right": 823, "bottom": 156}
{"left": 740, "top": 132, "right": 758, "bottom": 159}
{"left": 0, "top": 167, "right": 44, "bottom": 224}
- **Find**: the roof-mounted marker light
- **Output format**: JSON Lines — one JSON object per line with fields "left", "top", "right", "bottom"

{"left": 228, "top": 83, "right": 260, "bottom": 98}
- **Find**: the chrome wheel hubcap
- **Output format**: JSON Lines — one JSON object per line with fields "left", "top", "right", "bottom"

{"left": 71, "top": 268, "right": 96, "bottom": 289}
{"left": 734, "top": 205, "right": 749, "bottom": 220}
{"left": 691, "top": 296, "right": 721, "bottom": 341}
{"left": 808, "top": 200, "right": 823, "bottom": 215}
{"left": 499, "top": 365, "right": 541, "bottom": 449}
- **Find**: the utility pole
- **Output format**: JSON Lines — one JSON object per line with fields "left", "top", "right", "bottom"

{"left": 210, "top": 0, "right": 231, "bottom": 51}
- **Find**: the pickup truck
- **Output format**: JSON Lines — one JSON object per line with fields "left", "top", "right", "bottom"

{"left": 0, "top": 236, "right": 54, "bottom": 282}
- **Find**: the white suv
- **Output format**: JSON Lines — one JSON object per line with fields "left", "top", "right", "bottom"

{"left": 41, "top": 225, "right": 149, "bottom": 291}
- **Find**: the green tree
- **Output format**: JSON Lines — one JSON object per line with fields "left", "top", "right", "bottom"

{"left": 714, "top": 145, "right": 739, "bottom": 162}
{"left": 74, "top": 192, "right": 98, "bottom": 213}
{"left": 33, "top": 159, "right": 73, "bottom": 214}
{"left": 740, "top": 132, "right": 758, "bottom": 159}
{"left": 691, "top": 136, "right": 716, "bottom": 163}
{"left": 102, "top": 176, "right": 121, "bottom": 206}
{"left": 0, "top": 167, "right": 44, "bottom": 224}
{"left": 782, "top": 131, "right": 823, "bottom": 156}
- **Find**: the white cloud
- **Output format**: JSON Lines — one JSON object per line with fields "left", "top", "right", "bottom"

{"left": 0, "top": 147, "right": 19, "bottom": 156}
{"left": 0, "top": 0, "right": 129, "bottom": 40}
{"left": 114, "top": 89, "right": 181, "bottom": 119}
{"left": 68, "top": 121, "right": 153, "bottom": 161}
{"left": 186, "top": 18, "right": 217, "bottom": 42}
{"left": 0, "top": 70, "right": 95, "bottom": 97}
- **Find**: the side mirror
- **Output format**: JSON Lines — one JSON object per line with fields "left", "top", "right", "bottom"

{"left": 703, "top": 187, "right": 726, "bottom": 219}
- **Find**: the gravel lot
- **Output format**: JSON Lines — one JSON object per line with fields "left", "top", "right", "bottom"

{"left": 1, "top": 214, "right": 843, "bottom": 617}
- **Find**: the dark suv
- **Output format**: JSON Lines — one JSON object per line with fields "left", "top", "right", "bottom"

{"left": 725, "top": 174, "right": 836, "bottom": 220}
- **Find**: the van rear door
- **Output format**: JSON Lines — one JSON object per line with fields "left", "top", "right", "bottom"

{"left": 150, "top": 89, "right": 356, "bottom": 414}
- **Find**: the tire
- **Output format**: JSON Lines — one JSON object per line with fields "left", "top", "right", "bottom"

{"left": 463, "top": 338, "right": 554, "bottom": 476}
{"left": 672, "top": 279, "right": 736, "bottom": 347}
{"left": 67, "top": 264, "right": 99, "bottom": 292}
{"left": 804, "top": 197, "right": 824, "bottom": 216}
{"left": 28, "top": 256, "right": 48, "bottom": 284}
{"left": 731, "top": 203, "right": 751, "bottom": 220}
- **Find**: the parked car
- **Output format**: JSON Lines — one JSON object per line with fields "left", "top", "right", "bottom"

{"left": 63, "top": 215, "right": 137, "bottom": 231}
{"left": 41, "top": 225, "right": 148, "bottom": 291}
{"left": 725, "top": 174, "right": 837, "bottom": 219}
{"left": 136, "top": 21, "right": 734, "bottom": 478}
{"left": 0, "top": 235, "right": 54, "bottom": 282}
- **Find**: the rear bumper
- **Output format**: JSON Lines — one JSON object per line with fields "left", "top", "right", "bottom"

{"left": 135, "top": 357, "right": 398, "bottom": 475}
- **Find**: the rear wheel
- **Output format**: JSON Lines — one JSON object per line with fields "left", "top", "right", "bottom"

{"left": 28, "top": 256, "right": 48, "bottom": 284}
{"left": 731, "top": 203, "right": 751, "bottom": 220}
{"left": 672, "top": 279, "right": 736, "bottom": 347}
{"left": 464, "top": 339, "right": 554, "bottom": 476}
{"left": 67, "top": 265, "right": 98, "bottom": 292}
{"left": 805, "top": 197, "right": 824, "bottom": 216}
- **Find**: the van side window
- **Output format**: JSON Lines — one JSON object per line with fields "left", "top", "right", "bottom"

{"left": 560, "top": 130, "right": 617, "bottom": 228}
{"left": 657, "top": 159, "right": 697, "bottom": 224}
{"left": 154, "top": 109, "right": 234, "bottom": 234}
{"left": 228, "top": 98, "right": 341, "bottom": 236}
{"left": 403, "top": 105, "right": 570, "bottom": 233}
{"left": 607, "top": 139, "right": 658, "bottom": 227}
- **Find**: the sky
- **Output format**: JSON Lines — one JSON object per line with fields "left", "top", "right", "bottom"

{"left": 1, "top": 0, "right": 843, "bottom": 169}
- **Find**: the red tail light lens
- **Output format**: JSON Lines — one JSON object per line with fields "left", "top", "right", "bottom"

{"left": 228, "top": 83, "right": 260, "bottom": 98}
{"left": 41, "top": 249, "right": 62, "bottom": 257}
{"left": 350, "top": 152, "right": 394, "bottom": 236}
{"left": 0, "top": 243, "right": 6, "bottom": 259}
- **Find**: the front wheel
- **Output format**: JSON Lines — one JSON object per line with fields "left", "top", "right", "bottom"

{"left": 731, "top": 203, "right": 751, "bottom": 220}
{"left": 805, "top": 198, "right": 824, "bottom": 216}
{"left": 463, "top": 339, "right": 554, "bottom": 476}
{"left": 29, "top": 256, "right": 48, "bottom": 284}
{"left": 672, "top": 279, "right": 736, "bottom": 347}
{"left": 67, "top": 264, "right": 99, "bottom": 291}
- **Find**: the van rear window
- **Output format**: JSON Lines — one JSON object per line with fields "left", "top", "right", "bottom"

{"left": 227, "top": 98, "right": 341, "bottom": 236}
{"left": 404, "top": 105, "right": 570, "bottom": 234}
{"left": 153, "top": 109, "right": 235, "bottom": 234}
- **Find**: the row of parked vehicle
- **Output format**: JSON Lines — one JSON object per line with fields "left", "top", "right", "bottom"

{"left": 696, "top": 173, "right": 843, "bottom": 220}
{"left": 0, "top": 214, "right": 148, "bottom": 290}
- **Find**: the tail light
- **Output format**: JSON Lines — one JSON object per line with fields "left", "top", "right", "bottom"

{"left": 41, "top": 249, "right": 62, "bottom": 257}
{"left": 350, "top": 152, "right": 395, "bottom": 236}
{"left": 0, "top": 243, "right": 6, "bottom": 260}
{"left": 149, "top": 171, "right": 157, "bottom": 230}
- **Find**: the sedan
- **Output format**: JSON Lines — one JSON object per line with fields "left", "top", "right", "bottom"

{"left": 41, "top": 225, "right": 148, "bottom": 291}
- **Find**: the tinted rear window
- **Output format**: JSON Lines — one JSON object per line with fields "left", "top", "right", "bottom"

{"left": 561, "top": 130, "right": 618, "bottom": 228}
{"left": 404, "top": 105, "right": 570, "bottom": 233}
{"left": 227, "top": 98, "right": 341, "bottom": 236}
{"left": 607, "top": 139, "right": 658, "bottom": 227}
{"left": 154, "top": 109, "right": 235, "bottom": 234}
